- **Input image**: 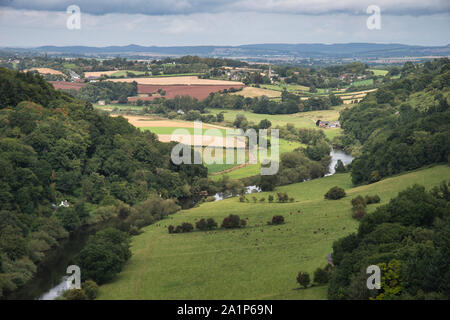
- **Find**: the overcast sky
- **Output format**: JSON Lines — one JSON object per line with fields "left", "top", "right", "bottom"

{"left": 0, "top": 0, "right": 449, "bottom": 47}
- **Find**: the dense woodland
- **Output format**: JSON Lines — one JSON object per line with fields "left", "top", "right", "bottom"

{"left": 0, "top": 68, "right": 207, "bottom": 297}
{"left": 328, "top": 182, "right": 450, "bottom": 299}
{"left": 336, "top": 58, "right": 449, "bottom": 185}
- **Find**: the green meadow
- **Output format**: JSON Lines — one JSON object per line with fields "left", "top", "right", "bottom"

{"left": 97, "top": 164, "right": 450, "bottom": 300}
{"left": 368, "top": 69, "right": 389, "bottom": 76}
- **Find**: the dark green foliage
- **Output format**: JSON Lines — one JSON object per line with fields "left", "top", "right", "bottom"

{"left": 334, "top": 159, "right": 346, "bottom": 173}
{"left": 62, "top": 289, "right": 87, "bottom": 300}
{"left": 270, "top": 215, "right": 285, "bottom": 225}
{"left": 338, "top": 58, "right": 450, "bottom": 185}
{"left": 76, "top": 228, "right": 131, "bottom": 284}
{"left": 221, "top": 214, "right": 245, "bottom": 229}
{"left": 297, "top": 271, "right": 311, "bottom": 288}
{"left": 196, "top": 219, "right": 208, "bottom": 231}
{"left": 206, "top": 218, "right": 218, "bottom": 229}
{"left": 313, "top": 267, "right": 330, "bottom": 285}
{"left": 82, "top": 280, "right": 99, "bottom": 300}
{"left": 75, "top": 81, "right": 137, "bottom": 103}
{"left": 325, "top": 186, "right": 346, "bottom": 200}
{"left": 328, "top": 182, "right": 450, "bottom": 300}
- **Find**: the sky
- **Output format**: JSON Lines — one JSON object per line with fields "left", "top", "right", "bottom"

{"left": 0, "top": 0, "right": 449, "bottom": 47}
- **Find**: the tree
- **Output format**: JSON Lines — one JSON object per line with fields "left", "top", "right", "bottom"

{"left": 233, "top": 114, "right": 248, "bottom": 130}
{"left": 313, "top": 267, "right": 330, "bottom": 285}
{"left": 297, "top": 271, "right": 311, "bottom": 288}
{"left": 196, "top": 219, "right": 208, "bottom": 231}
{"left": 206, "top": 218, "right": 217, "bottom": 230}
{"left": 221, "top": 214, "right": 245, "bottom": 229}
{"left": 82, "top": 280, "right": 99, "bottom": 300}
{"left": 334, "top": 159, "right": 346, "bottom": 173}
{"left": 325, "top": 186, "right": 346, "bottom": 200}
{"left": 62, "top": 289, "right": 87, "bottom": 300}
{"left": 270, "top": 215, "right": 284, "bottom": 225}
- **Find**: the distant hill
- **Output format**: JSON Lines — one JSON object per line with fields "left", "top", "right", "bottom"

{"left": 4, "top": 43, "right": 450, "bottom": 59}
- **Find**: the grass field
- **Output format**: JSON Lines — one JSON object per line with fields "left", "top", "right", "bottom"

{"left": 368, "top": 69, "right": 388, "bottom": 76}
{"left": 207, "top": 107, "right": 344, "bottom": 140}
{"left": 351, "top": 79, "right": 374, "bottom": 87}
{"left": 97, "top": 164, "right": 450, "bottom": 299}
{"left": 230, "top": 87, "right": 281, "bottom": 98}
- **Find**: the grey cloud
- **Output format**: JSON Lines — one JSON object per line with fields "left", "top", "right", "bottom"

{"left": 0, "top": 0, "right": 449, "bottom": 16}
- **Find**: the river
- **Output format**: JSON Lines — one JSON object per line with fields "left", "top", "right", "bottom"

{"left": 9, "top": 149, "right": 353, "bottom": 300}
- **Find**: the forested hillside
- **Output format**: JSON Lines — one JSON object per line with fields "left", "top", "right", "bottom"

{"left": 0, "top": 68, "right": 206, "bottom": 297}
{"left": 337, "top": 58, "right": 449, "bottom": 185}
{"left": 328, "top": 181, "right": 450, "bottom": 300}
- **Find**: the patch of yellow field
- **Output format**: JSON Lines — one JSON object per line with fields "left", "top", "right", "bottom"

{"left": 157, "top": 134, "right": 246, "bottom": 148}
{"left": 84, "top": 70, "right": 118, "bottom": 78}
{"left": 230, "top": 87, "right": 281, "bottom": 98}
{"left": 111, "top": 114, "right": 227, "bottom": 130}
{"left": 26, "top": 68, "right": 65, "bottom": 76}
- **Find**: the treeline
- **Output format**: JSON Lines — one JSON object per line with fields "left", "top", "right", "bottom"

{"left": 337, "top": 58, "right": 450, "bottom": 185}
{"left": 73, "top": 81, "right": 138, "bottom": 103}
{"left": 328, "top": 182, "right": 450, "bottom": 300}
{"left": 0, "top": 67, "right": 207, "bottom": 297}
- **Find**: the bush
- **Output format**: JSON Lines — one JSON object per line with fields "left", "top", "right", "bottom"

{"left": 168, "top": 225, "right": 175, "bottom": 234}
{"left": 268, "top": 195, "right": 274, "bottom": 203}
{"left": 181, "top": 222, "right": 194, "bottom": 233}
{"left": 221, "top": 214, "right": 245, "bottom": 229}
{"left": 365, "top": 195, "right": 381, "bottom": 204}
{"left": 270, "top": 215, "right": 285, "bottom": 225}
{"left": 324, "top": 186, "right": 346, "bottom": 200}
{"left": 313, "top": 267, "right": 329, "bottom": 285}
{"left": 206, "top": 218, "right": 218, "bottom": 230}
{"left": 352, "top": 206, "right": 366, "bottom": 220}
{"left": 277, "top": 192, "right": 289, "bottom": 202}
{"left": 351, "top": 195, "right": 367, "bottom": 208}
{"left": 62, "top": 289, "right": 87, "bottom": 300}
{"left": 196, "top": 219, "right": 208, "bottom": 231}
{"left": 297, "top": 271, "right": 311, "bottom": 289}
{"left": 82, "top": 280, "right": 99, "bottom": 300}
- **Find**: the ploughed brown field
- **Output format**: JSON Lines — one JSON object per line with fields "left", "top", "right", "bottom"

{"left": 49, "top": 81, "right": 245, "bottom": 101}
{"left": 128, "top": 84, "right": 245, "bottom": 101}
{"left": 49, "top": 81, "right": 85, "bottom": 91}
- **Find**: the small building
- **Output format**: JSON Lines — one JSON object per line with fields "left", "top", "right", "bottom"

{"left": 177, "top": 109, "right": 185, "bottom": 115}
{"left": 97, "top": 100, "right": 106, "bottom": 106}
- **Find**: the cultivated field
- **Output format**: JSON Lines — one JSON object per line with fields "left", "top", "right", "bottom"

{"left": 49, "top": 81, "right": 85, "bottom": 91}
{"left": 83, "top": 70, "right": 118, "bottom": 78}
{"left": 230, "top": 86, "right": 281, "bottom": 98}
{"left": 97, "top": 165, "right": 450, "bottom": 299}
{"left": 26, "top": 68, "right": 65, "bottom": 76}
{"left": 109, "top": 76, "right": 244, "bottom": 86}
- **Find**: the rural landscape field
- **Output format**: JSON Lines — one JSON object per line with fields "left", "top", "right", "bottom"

{"left": 0, "top": 0, "right": 449, "bottom": 310}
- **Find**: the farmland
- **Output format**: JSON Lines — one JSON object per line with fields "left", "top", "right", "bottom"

{"left": 108, "top": 76, "right": 244, "bottom": 86}
{"left": 97, "top": 165, "right": 450, "bottom": 300}
{"left": 230, "top": 86, "right": 281, "bottom": 98}
{"left": 26, "top": 67, "right": 65, "bottom": 76}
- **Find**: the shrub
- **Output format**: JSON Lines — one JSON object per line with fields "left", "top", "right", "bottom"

{"left": 268, "top": 195, "right": 274, "bottom": 203}
{"left": 365, "top": 195, "right": 381, "bottom": 204}
{"left": 196, "top": 219, "right": 208, "bottom": 231}
{"left": 168, "top": 225, "right": 175, "bottom": 234}
{"left": 62, "top": 289, "right": 87, "bottom": 300}
{"left": 175, "top": 225, "right": 183, "bottom": 233}
{"left": 239, "top": 195, "right": 246, "bottom": 202}
{"left": 82, "top": 280, "right": 99, "bottom": 300}
{"left": 324, "top": 186, "right": 346, "bottom": 200}
{"left": 221, "top": 214, "right": 245, "bottom": 229}
{"left": 206, "top": 196, "right": 216, "bottom": 202}
{"left": 277, "top": 192, "right": 289, "bottom": 202}
{"left": 206, "top": 218, "right": 218, "bottom": 230}
{"left": 180, "top": 222, "right": 194, "bottom": 233}
{"left": 351, "top": 195, "right": 367, "bottom": 208}
{"left": 352, "top": 206, "right": 366, "bottom": 220}
{"left": 259, "top": 198, "right": 265, "bottom": 202}
{"left": 297, "top": 271, "right": 311, "bottom": 289}
{"left": 270, "top": 215, "right": 285, "bottom": 225}
{"left": 313, "top": 267, "right": 329, "bottom": 285}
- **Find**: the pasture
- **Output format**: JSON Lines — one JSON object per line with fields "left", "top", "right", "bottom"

{"left": 97, "top": 165, "right": 450, "bottom": 299}
{"left": 230, "top": 86, "right": 281, "bottom": 98}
